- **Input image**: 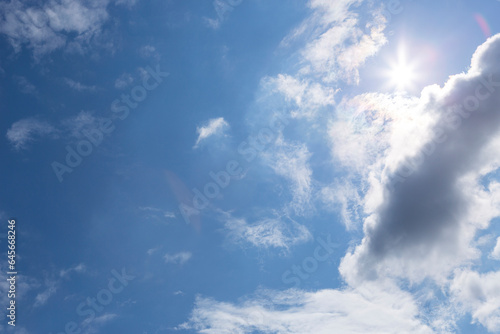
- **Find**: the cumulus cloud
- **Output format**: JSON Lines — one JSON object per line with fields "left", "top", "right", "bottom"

{"left": 193, "top": 117, "right": 229, "bottom": 148}
{"left": 164, "top": 252, "right": 192, "bottom": 265}
{"left": 6, "top": 118, "right": 56, "bottom": 150}
{"left": 182, "top": 3, "right": 500, "bottom": 333}
{"left": 179, "top": 283, "right": 434, "bottom": 334}
{"left": 339, "top": 34, "right": 500, "bottom": 285}
{"left": 451, "top": 269, "right": 500, "bottom": 332}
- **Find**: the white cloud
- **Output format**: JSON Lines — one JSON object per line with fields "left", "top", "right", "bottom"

{"left": 147, "top": 246, "right": 161, "bottom": 256}
{"left": 0, "top": 0, "right": 111, "bottom": 58}
{"left": 60, "top": 263, "right": 86, "bottom": 277}
{"left": 203, "top": 0, "right": 240, "bottom": 30}
{"left": 138, "top": 44, "right": 159, "bottom": 59}
{"left": 7, "top": 111, "right": 112, "bottom": 151}
{"left": 34, "top": 280, "right": 58, "bottom": 307}
{"left": 281, "top": 0, "right": 387, "bottom": 84}
{"left": 93, "top": 313, "right": 117, "bottom": 324}
{"left": 61, "top": 110, "right": 101, "bottom": 139}
{"left": 491, "top": 237, "right": 500, "bottom": 260}
{"left": 193, "top": 117, "right": 229, "bottom": 148}
{"left": 6, "top": 118, "right": 56, "bottom": 150}
{"left": 180, "top": 5, "right": 500, "bottom": 334}
{"left": 321, "top": 180, "right": 363, "bottom": 231}
{"left": 263, "top": 140, "right": 313, "bottom": 215}
{"left": 179, "top": 283, "right": 434, "bottom": 334}
{"left": 64, "top": 78, "right": 96, "bottom": 92}
{"left": 139, "top": 206, "right": 176, "bottom": 222}
{"left": 338, "top": 34, "right": 500, "bottom": 285}
{"left": 204, "top": 17, "right": 221, "bottom": 30}
{"left": 331, "top": 92, "right": 419, "bottom": 172}
{"left": 223, "top": 212, "right": 311, "bottom": 250}
{"left": 14, "top": 75, "right": 37, "bottom": 95}
{"left": 115, "top": 0, "right": 139, "bottom": 8}
{"left": 164, "top": 252, "right": 192, "bottom": 265}
{"left": 451, "top": 269, "right": 500, "bottom": 332}
{"left": 264, "top": 74, "right": 337, "bottom": 119}
{"left": 81, "top": 312, "right": 118, "bottom": 331}
{"left": 114, "top": 72, "right": 134, "bottom": 89}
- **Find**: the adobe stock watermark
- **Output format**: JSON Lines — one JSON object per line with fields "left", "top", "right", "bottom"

{"left": 178, "top": 114, "right": 289, "bottom": 224}
{"left": 51, "top": 65, "right": 169, "bottom": 183}
{"left": 387, "top": 73, "right": 500, "bottom": 190}
{"left": 50, "top": 268, "right": 135, "bottom": 334}
{"left": 281, "top": 235, "right": 338, "bottom": 288}
{"left": 206, "top": 0, "right": 243, "bottom": 28}
{"left": 361, "top": 0, "right": 414, "bottom": 36}
{"left": 379, "top": 0, "right": 414, "bottom": 22}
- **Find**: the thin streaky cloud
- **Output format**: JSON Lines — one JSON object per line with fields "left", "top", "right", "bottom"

{"left": 164, "top": 252, "right": 192, "bottom": 265}
{"left": 6, "top": 118, "right": 56, "bottom": 150}
{"left": 64, "top": 78, "right": 97, "bottom": 92}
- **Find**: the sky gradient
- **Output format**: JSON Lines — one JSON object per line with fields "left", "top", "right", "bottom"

{"left": 1, "top": 0, "right": 500, "bottom": 333}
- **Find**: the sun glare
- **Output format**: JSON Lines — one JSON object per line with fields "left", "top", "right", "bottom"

{"left": 384, "top": 44, "right": 419, "bottom": 92}
{"left": 390, "top": 61, "right": 416, "bottom": 91}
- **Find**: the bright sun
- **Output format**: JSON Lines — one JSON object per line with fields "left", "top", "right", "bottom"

{"left": 390, "top": 61, "right": 416, "bottom": 91}
{"left": 384, "top": 44, "right": 419, "bottom": 92}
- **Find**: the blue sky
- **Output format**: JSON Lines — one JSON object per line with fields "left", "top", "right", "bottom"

{"left": 1, "top": 0, "right": 500, "bottom": 333}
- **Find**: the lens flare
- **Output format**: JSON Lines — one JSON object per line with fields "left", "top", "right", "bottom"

{"left": 383, "top": 44, "right": 419, "bottom": 93}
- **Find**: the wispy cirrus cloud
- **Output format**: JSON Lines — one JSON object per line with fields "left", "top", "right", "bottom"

{"left": 193, "top": 117, "right": 229, "bottom": 149}
{"left": 0, "top": 0, "right": 110, "bottom": 58}
{"left": 64, "top": 78, "right": 97, "bottom": 92}
{"left": 6, "top": 118, "right": 56, "bottom": 150}
{"left": 14, "top": 75, "right": 38, "bottom": 95}
{"left": 0, "top": 0, "right": 137, "bottom": 58}
{"left": 33, "top": 279, "right": 58, "bottom": 307}
{"left": 81, "top": 312, "right": 118, "bottom": 333}
{"left": 6, "top": 111, "right": 109, "bottom": 151}
{"left": 223, "top": 212, "right": 311, "bottom": 250}
{"left": 280, "top": 0, "right": 387, "bottom": 84}
{"left": 60, "top": 263, "right": 86, "bottom": 278}
{"left": 263, "top": 74, "right": 337, "bottom": 119}
{"left": 262, "top": 140, "right": 314, "bottom": 216}
{"left": 164, "top": 252, "right": 192, "bottom": 265}
{"left": 139, "top": 206, "right": 176, "bottom": 223}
